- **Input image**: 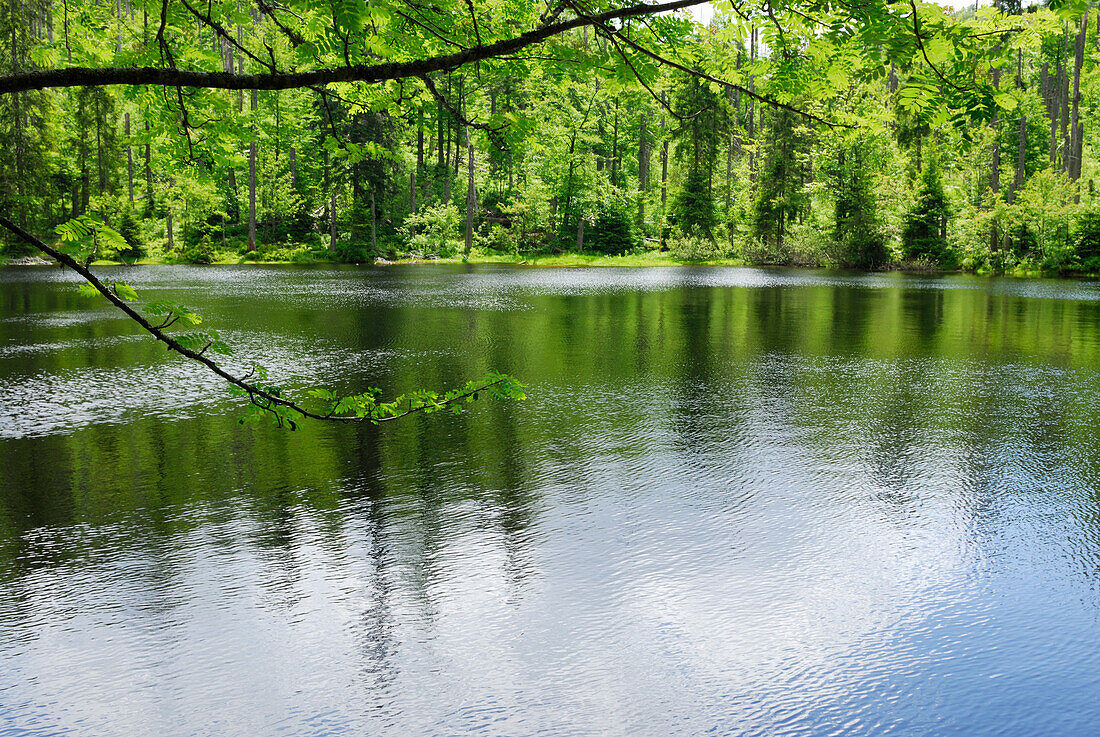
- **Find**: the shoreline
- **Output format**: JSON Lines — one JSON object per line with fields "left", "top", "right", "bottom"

{"left": 1, "top": 250, "right": 1093, "bottom": 279}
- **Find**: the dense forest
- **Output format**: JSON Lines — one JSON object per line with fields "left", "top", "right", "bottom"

{"left": 4, "top": 0, "right": 1100, "bottom": 274}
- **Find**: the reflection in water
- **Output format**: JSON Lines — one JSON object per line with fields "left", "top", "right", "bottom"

{"left": 1, "top": 265, "right": 1100, "bottom": 736}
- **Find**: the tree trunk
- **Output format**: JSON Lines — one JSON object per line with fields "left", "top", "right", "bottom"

{"left": 437, "top": 97, "right": 444, "bottom": 169}
{"left": 660, "top": 137, "right": 669, "bottom": 241}
{"left": 247, "top": 89, "right": 257, "bottom": 251}
{"left": 991, "top": 68, "right": 1001, "bottom": 195}
{"left": 1061, "top": 28, "right": 1070, "bottom": 171}
{"left": 1070, "top": 11, "right": 1088, "bottom": 184}
{"left": 576, "top": 212, "right": 584, "bottom": 251}
{"left": 725, "top": 107, "right": 734, "bottom": 217}
{"left": 410, "top": 169, "right": 417, "bottom": 239}
{"left": 370, "top": 191, "right": 377, "bottom": 254}
{"left": 1042, "top": 61, "right": 1058, "bottom": 166}
{"left": 10, "top": 0, "right": 24, "bottom": 224}
{"left": 1008, "top": 115, "right": 1026, "bottom": 204}
{"left": 638, "top": 113, "right": 647, "bottom": 230}
{"left": 325, "top": 149, "right": 335, "bottom": 252}
{"left": 611, "top": 99, "right": 619, "bottom": 185}
{"left": 465, "top": 126, "right": 475, "bottom": 255}
{"left": 144, "top": 122, "right": 152, "bottom": 211}
{"left": 166, "top": 207, "right": 174, "bottom": 250}
{"left": 417, "top": 118, "right": 424, "bottom": 170}
{"left": 95, "top": 94, "right": 105, "bottom": 195}
{"left": 125, "top": 112, "right": 134, "bottom": 204}
{"left": 330, "top": 188, "right": 337, "bottom": 252}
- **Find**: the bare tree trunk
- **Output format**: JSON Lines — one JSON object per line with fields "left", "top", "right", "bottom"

{"left": 748, "top": 27, "right": 757, "bottom": 179}
{"left": 325, "top": 149, "right": 335, "bottom": 252}
{"left": 611, "top": 98, "right": 619, "bottom": 184}
{"left": 1008, "top": 115, "right": 1026, "bottom": 203}
{"left": 991, "top": 68, "right": 1001, "bottom": 195}
{"left": 330, "top": 188, "right": 337, "bottom": 252}
{"left": 465, "top": 125, "right": 475, "bottom": 255}
{"left": 576, "top": 212, "right": 584, "bottom": 251}
{"left": 437, "top": 98, "right": 445, "bottom": 170}
{"left": 166, "top": 207, "right": 174, "bottom": 250}
{"left": 125, "top": 112, "right": 134, "bottom": 204}
{"left": 1041, "top": 61, "right": 1058, "bottom": 165}
{"left": 1061, "top": 27, "right": 1070, "bottom": 171}
{"left": 1070, "top": 11, "right": 1088, "bottom": 187}
{"left": 289, "top": 145, "right": 296, "bottom": 189}
{"left": 10, "top": 0, "right": 25, "bottom": 224}
{"left": 247, "top": 90, "right": 257, "bottom": 251}
{"left": 370, "top": 191, "right": 377, "bottom": 254}
{"left": 417, "top": 118, "right": 424, "bottom": 170}
{"left": 725, "top": 94, "right": 734, "bottom": 218}
{"left": 144, "top": 121, "right": 152, "bottom": 211}
{"left": 95, "top": 93, "right": 106, "bottom": 195}
{"left": 410, "top": 169, "right": 416, "bottom": 239}
{"left": 638, "top": 113, "right": 647, "bottom": 230}
{"left": 660, "top": 89, "right": 669, "bottom": 231}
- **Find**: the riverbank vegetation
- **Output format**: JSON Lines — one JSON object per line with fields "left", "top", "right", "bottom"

{"left": 5, "top": 0, "right": 1100, "bottom": 277}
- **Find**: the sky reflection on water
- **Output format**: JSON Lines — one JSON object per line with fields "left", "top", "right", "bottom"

{"left": 1, "top": 265, "right": 1099, "bottom": 736}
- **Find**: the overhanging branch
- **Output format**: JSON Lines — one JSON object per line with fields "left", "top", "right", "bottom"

{"left": 0, "top": 0, "right": 708, "bottom": 94}
{"left": 0, "top": 216, "right": 511, "bottom": 427}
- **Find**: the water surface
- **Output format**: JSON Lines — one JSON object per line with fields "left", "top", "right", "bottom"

{"left": 1, "top": 264, "right": 1099, "bottom": 736}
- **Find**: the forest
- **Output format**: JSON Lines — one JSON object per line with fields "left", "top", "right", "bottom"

{"left": 3, "top": 0, "right": 1100, "bottom": 275}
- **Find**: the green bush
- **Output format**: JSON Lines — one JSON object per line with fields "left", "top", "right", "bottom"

{"left": 588, "top": 202, "right": 638, "bottom": 255}
{"left": 672, "top": 169, "right": 717, "bottom": 237}
{"left": 1074, "top": 209, "right": 1100, "bottom": 262}
{"left": 166, "top": 238, "right": 216, "bottom": 264}
{"left": 832, "top": 150, "right": 888, "bottom": 269}
{"left": 407, "top": 203, "right": 462, "bottom": 257}
{"left": 115, "top": 207, "right": 146, "bottom": 261}
{"left": 902, "top": 158, "right": 952, "bottom": 265}
{"left": 668, "top": 226, "right": 731, "bottom": 261}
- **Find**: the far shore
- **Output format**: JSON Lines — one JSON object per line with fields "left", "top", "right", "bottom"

{"left": 1, "top": 249, "right": 1092, "bottom": 278}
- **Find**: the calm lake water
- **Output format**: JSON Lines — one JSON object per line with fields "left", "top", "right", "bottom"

{"left": 2, "top": 264, "right": 1100, "bottom": 736}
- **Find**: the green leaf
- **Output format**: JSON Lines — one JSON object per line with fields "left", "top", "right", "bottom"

{"left": 114, "top": 283, "right": 139, "bottom": 301}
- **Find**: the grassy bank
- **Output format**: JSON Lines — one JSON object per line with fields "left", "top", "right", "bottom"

{"left": 6, "top": 247, "right": 1099, "bottom": 278}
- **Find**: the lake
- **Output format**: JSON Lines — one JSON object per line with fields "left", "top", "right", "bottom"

{"left": 1, "top": 264, "right": 1099, "bottom": 736}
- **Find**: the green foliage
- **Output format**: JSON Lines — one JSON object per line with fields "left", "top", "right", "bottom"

{"left": 753, "top": 108, "right": 811, "bottom": 251}
{"left": 672, "top": 169, "right": 717, "bottom": 238}
{"left": 667, "top": 226, "right": 732, "bottom": 261}
{"left": 7, "top": 0, "right": 1100, "bottom": 281}
{"left": 144, "top": 301, "right": 203, "bottom": 328}
{"left": 167, "top": 238, "right": 218, "bottom": 265}
{"left": 55, "top": 215, "right": 129, "bottom": 265}
{"left": 407, "top": 203, "right": 462, "bottom": 257}
{"left": 115, "top": 207, "right": 145, "bottom": 260}
{"left": 1075, "top": 209, "right": 1100, "bottom": 263}
{"left": 830, "top": 144, "right": 889, "bottom": 269}
{"left": 1008, "top": 169, "right": 1076, "bottom": 269}
{"left": 305, "top": 372, "right": 526, "bottom": 423}
{"left": 903, "top": 158, "right": 952, "bottom": 265}
{"left": 588, "top": 201, "right": 638, "bottom": 255}
{"left": 173, "top": 330, "right": 233, "bottom": 355}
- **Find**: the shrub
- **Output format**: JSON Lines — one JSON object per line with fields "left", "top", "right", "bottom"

{"left": 902, "top": 157, "right": 952, "bottom": 265}
{"left": 668, "top": 226, "right": 731, "bottom": 261}
{"left": 672, "top": 168, "right": 717, "bottom": 237}
{"left": 832, "top": 149, "right": 888, "bottom": 269}
{"left": 588, "top": 202, "right": 638, "bottom": 255}
{"left": 166, "top": 237, "right": 217, "bottom": 264}
{"left": 115, "top": 207, "right": 146, "bottom": 261}
{"left": 406, "top": 203, "right": 462, "bottom": 257}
